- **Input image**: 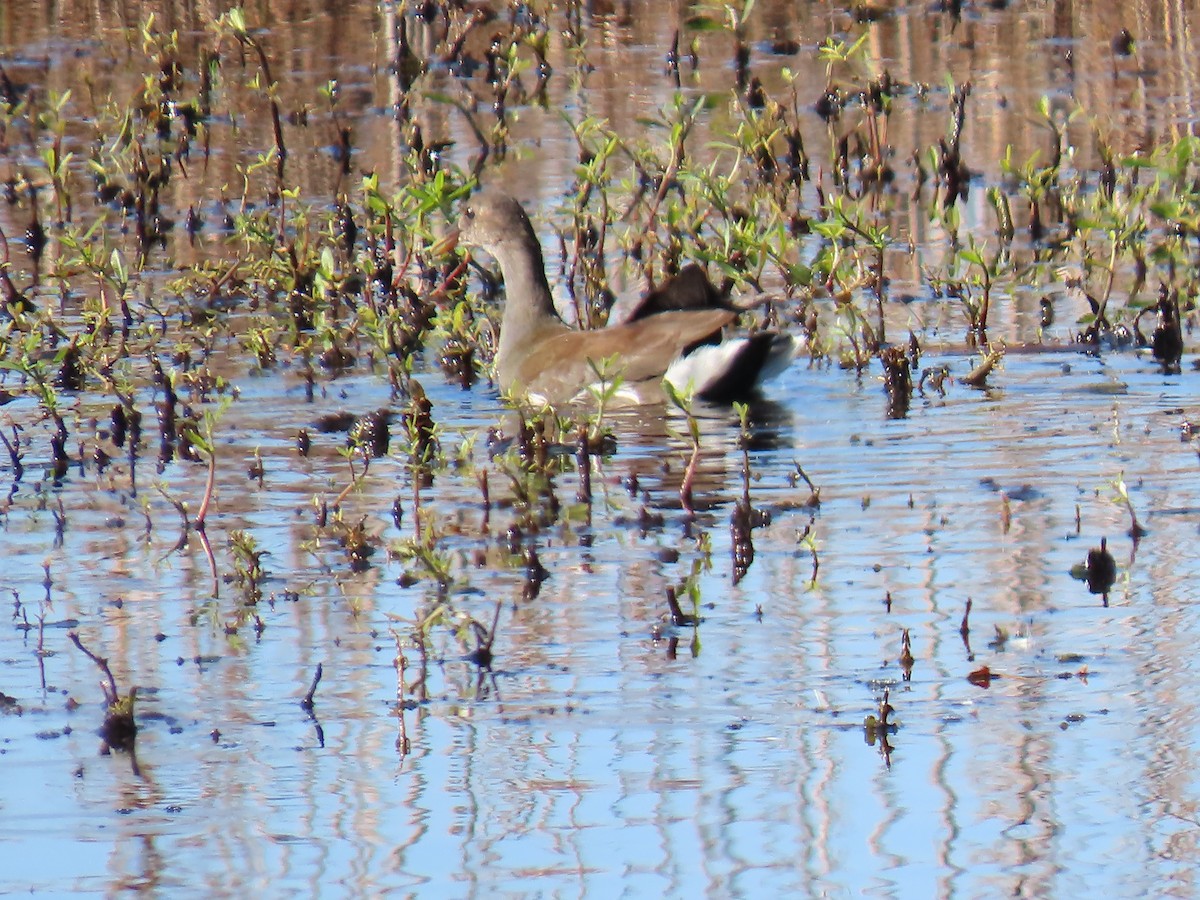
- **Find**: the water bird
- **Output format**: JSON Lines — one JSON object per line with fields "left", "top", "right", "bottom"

{"left": 454, "top": 191, "right": 799, "bottom": 406}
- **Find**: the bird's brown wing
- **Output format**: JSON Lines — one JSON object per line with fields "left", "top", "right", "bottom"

{"left": 514, "top": 309, "right": 734, "bottom": 402}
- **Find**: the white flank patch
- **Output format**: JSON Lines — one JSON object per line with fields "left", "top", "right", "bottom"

{"left": 663, "top": 340, "right": 749, "bottom": 395}
{"left": 760, "top": 335, "right": 802, "bottom": 381}
{"left": 664, "top": 334, "right": 802, "bottom": 396}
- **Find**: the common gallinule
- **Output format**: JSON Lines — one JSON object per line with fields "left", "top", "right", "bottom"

{"left": 457, "top": 191, "right": 798, "bottom": 405}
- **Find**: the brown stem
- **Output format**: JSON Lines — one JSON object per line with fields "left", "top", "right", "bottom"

{"left": 301, "top": 662, "right": 323, "bottom": 710}
{"left": 332, "top": 455, "right": 363, "bottom": 509}
{"left": 680, "top": 443, "right": 699, "bottom": 513}
{"left": 244, "top": 36, "right": 287, "bottom": 181}
{"left": 197, "top": 527, "right": 218, "bottom": 598}
{"left": 69, "top": 631, "right": 120, "bottom": 706}
{"left": 194, "top": 447, "right": 217, "bottom": 531}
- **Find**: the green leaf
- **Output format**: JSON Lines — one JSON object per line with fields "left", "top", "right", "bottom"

{"left": 1149, "top": 200, "right": 1179, "bottom": 220}
{"left": 662, "top": 378, "right": 686, "bottom": 412}
{"left": 787, "top": 263, "right": 813, "bottom": 286}
{"left": 811, "top": 220, "right": 846, "bottom": 240}
{"left": 227, "top": 7, "right": 247, "bottom": 37}
{"left": 109, "top": 248, "right": 127, "bottom": 286}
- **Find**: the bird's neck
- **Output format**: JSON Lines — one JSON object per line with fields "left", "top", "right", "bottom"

{"left": 493, "top": 238, "right": 564, "bottom": 381}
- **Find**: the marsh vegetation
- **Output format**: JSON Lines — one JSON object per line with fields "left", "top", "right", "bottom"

{"left": 3, "top": 1, "right": 1200, "bottom": 894}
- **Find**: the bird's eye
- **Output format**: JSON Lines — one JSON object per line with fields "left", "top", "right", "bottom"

{"left": 463, "top": 206, "right": 475, "bottom": 220}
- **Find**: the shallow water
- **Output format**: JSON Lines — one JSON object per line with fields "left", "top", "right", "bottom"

{"left": 3, "top": 1, "right": 1200, "bottom": 897}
